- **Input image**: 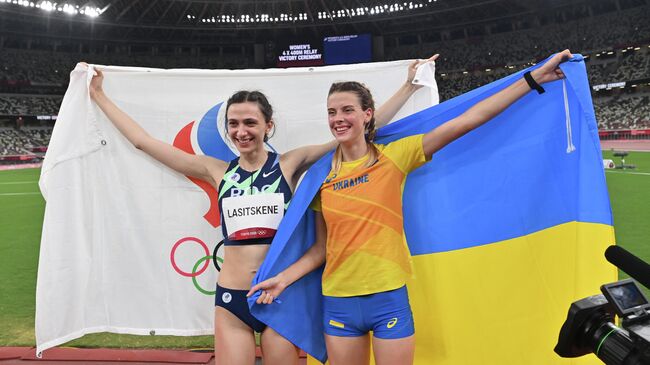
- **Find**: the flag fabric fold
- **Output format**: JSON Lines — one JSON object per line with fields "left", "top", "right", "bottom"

{"left": 249, "top": 54, "right": 616, "bottom": 364}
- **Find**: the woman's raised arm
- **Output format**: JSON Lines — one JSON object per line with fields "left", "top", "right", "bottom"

{"left": 421, "top": 50, "right": 572, "bottom": 158}
{"left": 87, "top": 66, "right": 227, "bottom": 187}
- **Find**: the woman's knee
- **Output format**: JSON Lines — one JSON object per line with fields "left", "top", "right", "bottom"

{"left": 261, "top": 327, "right": 299, "bottom": 365}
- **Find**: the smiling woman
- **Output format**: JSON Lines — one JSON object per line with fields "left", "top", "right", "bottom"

{"left": 249, "top": 50, "right": 575, "bottom": 365}
{"left": 327, "top": 82, "right": 381, "bottom": 173}
{"left": 225, "top": 91, "right": 275, "bottom": 157}
{"left": 88, "top": 68, "right": 322, "bottom": 365}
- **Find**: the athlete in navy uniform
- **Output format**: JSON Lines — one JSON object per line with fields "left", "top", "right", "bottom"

{"left": 86, "top": 55, "right": 437, "bottom": 365}
{"left": 215, "top": 150, "right": 292, "bottom": 333}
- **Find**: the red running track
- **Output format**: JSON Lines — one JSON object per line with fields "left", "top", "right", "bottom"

{"left": 601, "top": 140, "right": 650, "bottom": 152}
{"left": 0, "top": 347, "right": 307, "bottom": 365}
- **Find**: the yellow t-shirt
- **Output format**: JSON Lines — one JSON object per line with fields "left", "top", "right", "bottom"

{"left": 313, "top": 134, "right": 429, "bottom": 297}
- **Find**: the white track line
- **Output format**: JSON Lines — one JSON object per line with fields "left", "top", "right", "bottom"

{"left": 0, "top": 192, "right": 42, "bottom": 196}
{"left": 0, "top": 181, "right": 38, "bottom": 185}
{"left": 605, "top": 170, "right": 650, "bottom": 176}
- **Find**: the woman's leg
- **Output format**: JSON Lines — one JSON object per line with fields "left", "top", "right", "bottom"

{"left": 325, "top": 334, "right": 371, "bottom": 365}
{"left": 260, "top": 326, "right": 300, "bottom": 365}
{"left": 214, "top": 306, "right": 256, "bottom": 365}
{"left": 372, "top": 335, "right": 415, "bottom": 365}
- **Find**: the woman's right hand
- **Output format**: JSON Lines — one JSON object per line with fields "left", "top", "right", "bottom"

{"left": 407, "top": 53, "right": 439, "bottom": 89}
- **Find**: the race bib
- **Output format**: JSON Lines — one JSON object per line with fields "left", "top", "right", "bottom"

{"left": 222, "top": 193, "right": 284, "bottom": 240}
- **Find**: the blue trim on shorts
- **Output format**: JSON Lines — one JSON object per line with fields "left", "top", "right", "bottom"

{"left": 322, "top": 285, "right": 415, "bottom": 339}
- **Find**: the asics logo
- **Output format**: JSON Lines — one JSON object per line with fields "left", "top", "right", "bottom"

{"left": 387, "top": 318, "right": 398, "bottom": 329}
{"left": 324, "top": 173, "right": 338, "bottom": 183}
{"left": 262, "top": 169, "right": 277, "bottom": 178}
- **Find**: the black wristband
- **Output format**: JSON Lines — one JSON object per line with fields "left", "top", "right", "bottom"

{"left": 524, "top": 71, "right": 545, "bottom": 94}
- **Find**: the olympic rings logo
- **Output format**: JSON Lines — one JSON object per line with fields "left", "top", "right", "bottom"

{"left": 170, "top": 237, "right": 224, "bottom": 296}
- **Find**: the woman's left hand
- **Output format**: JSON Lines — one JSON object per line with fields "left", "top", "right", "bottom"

{"left": 530, "top": 49, "right": 572, "bottom": 85}
{"left": 246, "top": 274, "right": 288, "bottom": 305}
{"left": 407, "top": 53, "right": 439, "bottom": 88}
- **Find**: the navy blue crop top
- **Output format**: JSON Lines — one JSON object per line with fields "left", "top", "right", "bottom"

{"left": 218, "top": 152, "right": 292, "bottom": 246}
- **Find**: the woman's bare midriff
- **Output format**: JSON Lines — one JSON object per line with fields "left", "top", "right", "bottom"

{"left": 217, "top": 244, "right": 271, "bottom": 289}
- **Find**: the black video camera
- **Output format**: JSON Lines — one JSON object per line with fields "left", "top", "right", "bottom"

{"left": 555, "top": 276, "right": 650, "bottom": 364}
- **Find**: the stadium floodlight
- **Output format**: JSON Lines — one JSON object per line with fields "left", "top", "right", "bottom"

{"left": 39, "top": 0, "right": 54, "bottom": 11}
{"left": 2, "top": 0, "right": 440, "bottom": 25}
{"left": 0, "top": 0, "right": 104, "bottom": 17}
{"left": 62, "top": 3, "right": 75, "bottom": 14}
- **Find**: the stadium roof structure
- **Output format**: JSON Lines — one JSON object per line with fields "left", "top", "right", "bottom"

{"left": 0, "top": 0, "right": 568, "bottom": 45}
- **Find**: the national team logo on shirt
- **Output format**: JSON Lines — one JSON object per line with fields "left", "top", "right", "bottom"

{"left": 222, "top": 292, "right": 232, "bottom": 304}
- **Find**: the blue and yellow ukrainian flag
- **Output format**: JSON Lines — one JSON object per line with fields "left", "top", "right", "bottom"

{"left": 249, "top": 54, "right": 615, "bottom": 365}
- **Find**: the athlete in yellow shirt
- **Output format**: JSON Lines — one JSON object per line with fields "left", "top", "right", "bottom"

{"left": 312, "top": 133, "right": 427, "bottom": 298}
{"left": 249, "top": 50, "right": 573, "bottom": 365}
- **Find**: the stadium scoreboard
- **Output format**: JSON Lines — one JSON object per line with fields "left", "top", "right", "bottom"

{"left": 323, "top": 34, "right": 372, "bottom": 65}
{"left": 276, "top": 42, "right": 324, "bottom": 67}
{"left": 275, "top": 34, "right": 372, "bottom": 68}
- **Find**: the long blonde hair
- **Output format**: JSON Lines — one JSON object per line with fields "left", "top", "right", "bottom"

{"left": 328, "top": 81, "right": 379, "bottom": 173}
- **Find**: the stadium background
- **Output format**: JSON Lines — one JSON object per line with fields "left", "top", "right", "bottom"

{"left": 0, "top": 0, "right": 649, "bottom": 356}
